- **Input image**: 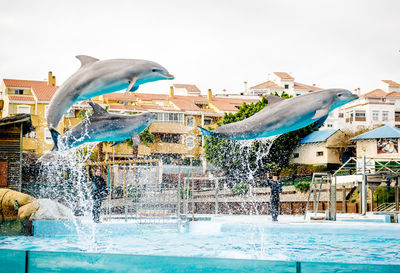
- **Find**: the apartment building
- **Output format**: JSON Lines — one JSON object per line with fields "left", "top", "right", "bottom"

{"left": 0, "top": 73, "right": 82, "bottom": 154}
{"left": 321, "top": 80, "right": 400, "bottom": 132}
{"left": 97, "top": 86, "right": 259, "bottom": 161}
{"left": 0, "top": 74, "right": 259, "bottom": 161}
{"left": 248, "top": 72, "right": 322, "bottom": 97}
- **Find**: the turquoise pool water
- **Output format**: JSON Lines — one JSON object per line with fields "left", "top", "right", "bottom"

{"left": 1, "top": 219, "right": 400, "bottom": 272}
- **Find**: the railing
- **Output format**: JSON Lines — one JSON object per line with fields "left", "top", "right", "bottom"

{"left": 374, "top": 202, "right": 396, "bottom": 212}
{"left": 3, "top": 249, "right": 399, "bottom": 273}
{"left": 334, "top": 157, "right": 400, "bottom": 176}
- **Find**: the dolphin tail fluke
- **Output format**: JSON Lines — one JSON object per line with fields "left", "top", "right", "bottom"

{"left": 49, "top": 128, "right": 61, "bottom": 151}
{"left": 198, "top": 126, "right": 215, "bottom": 137}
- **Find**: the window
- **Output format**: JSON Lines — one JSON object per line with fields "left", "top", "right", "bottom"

{"left": 204, "top": 118, "right": 212, "bottom": 125}
{"left": 195, "top": 103, "right": 208, "bottom": 109}
{"left": 155, "top": 112, "right": 184, "bottom": 124}
{"left": 316, "top": 151, "right": 323, "bottom": 157}
{"left": 186, "top": 116, "right": 194, "bottom": 127}
{"left": 17, "top": 105, "right": 30, "bottom": 114}
{"left": 355, "top": 111, "right": 365, "bottom": 117}
{"left": 382, "top": 111, "right": 389, "bottom": 121}
{"left": 121, "top": 101, "right": 129, "bottom": 106}
{"left": 14, "top": 89, "right": 24, "bottom": 95}
{"left": 327, "top": 124, "right": 333, "bottom": 128}
{"left": 44, "top": 128, "right": 53, "bottom": 144}
{"left": 186, "top": 136, "right": 195, "bottom": 149}
{"left": 197, "top": 136, "right": 203, "bottom": 147}
{"left": 284, "top": 84, "right": 289, "bottom": 89}
{"left": 395, "top": 112, "right": 400, "bottom": 119}
{"left": 44, "top": 105, "right": 49, "bottom": 117}
{"left": 293, "top": 153, "right": 299, "bottom": 158}
{"left": 372, "top": 111, "right": 379, "bottom": 121}
{"left": 160, "top": 133, "right": 181, "bottom": 143}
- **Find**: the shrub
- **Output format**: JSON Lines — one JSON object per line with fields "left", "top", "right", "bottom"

{"left": 294, "top": 181, "right": 310, "bottom": 193}
{"left": 232, "top": 182, "right": 250, "bottom": 196}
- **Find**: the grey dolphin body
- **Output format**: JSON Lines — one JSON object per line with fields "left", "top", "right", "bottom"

{"left": 198, "top": 89, "right": 358, "bottom": 140}
{"left": 47, "top": 55, "right": 173, "bottom": 143}
{"left": 53, "top": 102, "right": 155, "bottom": 151}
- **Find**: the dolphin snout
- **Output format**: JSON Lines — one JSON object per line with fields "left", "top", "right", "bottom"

{"left": 349, "top": 94, "right": 359, "bottom": 100}
{"left": 164, "top": 73, "right": 175, "bottom": 80}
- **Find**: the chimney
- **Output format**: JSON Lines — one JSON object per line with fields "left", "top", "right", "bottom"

{"left": 244, "top": 81, "right": 248, "bottom": 94}
{"left": 169, "top": 86, "right": 174, "bottom": 99}
{"left": 48, "top": 71, "right": 56, "bottom": 86}
{"left": 207, "top": 89, "right": 213, "bottom": 101}
{"left": 353, "top": 88, "right": 360, "bottom": 96}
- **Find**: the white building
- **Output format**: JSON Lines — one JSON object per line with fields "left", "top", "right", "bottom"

{"left": 320, "top": 80, "right": 400, "bottom": 132}
{"left": 248, "top": 72, "right": 322, "bottom": 97}
{"left": 290, "top": 129, "right": 344, "bottom": 167}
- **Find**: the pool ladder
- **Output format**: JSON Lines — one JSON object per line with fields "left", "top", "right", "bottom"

{"left": 304, "top": 172, "right": 333, "bottom": 220}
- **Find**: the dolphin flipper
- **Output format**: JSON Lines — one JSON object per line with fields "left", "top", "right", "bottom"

{"left": 198, "top": 126, "right": 215, "bottom": 137}
{"left": 125, "top": 77, "right": 138, "bottom": 94}
{"left": 111, "top": 141, "right": 124, "bottom": 147}
{"left": 49, "top": 128, "right": 61, "bottom": 151}
{"left": 312, "top": 108, "right": 330, "bottom": 120}
{"left": 313, "top": 114, "right": 329, "bottom": 129}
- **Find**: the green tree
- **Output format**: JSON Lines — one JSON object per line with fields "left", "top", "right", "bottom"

{"left": 204, "top": 95, "right": 317, "bottom": 185}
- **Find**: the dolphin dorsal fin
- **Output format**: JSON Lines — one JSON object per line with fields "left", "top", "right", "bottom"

{"left": 88, "top": 102, "right": 108, "bottom": 115}
{"left": 264, "top": 95, "right": 284, "bottom": 105}
{"left": 76, "top": 55, "right": 99, "bottom": 68}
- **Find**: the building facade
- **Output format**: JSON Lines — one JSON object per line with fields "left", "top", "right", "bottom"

{"left": 248, "top": 72, "right": 323, "bottom": 97}
{"left": 290, "top": 130, "right": 344, "bottom": 167}
{"left": 0, "top": 74, "right": 259, "bottom": 162}
{"left": 320, "top": 80, "right": 400, "bottom": 132}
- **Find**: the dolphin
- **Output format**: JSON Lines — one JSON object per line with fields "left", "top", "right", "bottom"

{"left": 198, "top": 89, "right": 358, "bottom": 140}
{"left": 52, "top": 102, "right": 155, "bottom": 151}
{"left": 47, "top": 55, "right": 174, "bottom": 144}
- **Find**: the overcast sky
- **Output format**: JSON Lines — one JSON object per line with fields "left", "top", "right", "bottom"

{"left": 0, "top": 0, "right": 399, "bottom": 95}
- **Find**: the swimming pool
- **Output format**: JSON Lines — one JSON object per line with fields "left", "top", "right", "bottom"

{"left": 1, "top": 216, "right": 400, "bottom": 272}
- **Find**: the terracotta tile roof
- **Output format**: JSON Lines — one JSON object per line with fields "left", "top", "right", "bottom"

{"left": 170, "top": 99, "right": 202, "bottom": 111}
{"left": 273, "top": 72, "right": 294, "bottom": 80}
{"left": 103, "top": 93, "right": 136, "bottom": 101}
{"left": 361, "top": 89, "right": 387, "bottom": 98}
{"left": 138, "top": 104, "right": 179, "bottom": 112}
{"left": 250, "top": 80, "right": 282, "bottom": 89}
{"left": 134, "top": 93, "right": 169, "bottom": 101}
{"left": 210, "top": 100, "right": 239, "bottom": 111}
{"left": 293, "top": 82, "right": 323, "bottom": 91}
{"left": 3, "top": 79, "right": 58, "bottom": 101}
{"left": 386, "top": 92, "right": 400, "bottom": 98}
{"left": 8, "top": 95, "right": 35, "bottom": 101}
{"left": 173, "top": 84, "right": 200, "bottom": 92}
{"left": 382, "top": 80, "right": 400, "bottom": 87}
{"left": 103, "top": 92, "right": 169, "bottom": 101}
{"left": 108, "top": 104, "right": 142, "bottom": 111}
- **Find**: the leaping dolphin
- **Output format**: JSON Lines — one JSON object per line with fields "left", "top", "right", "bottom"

{"left": 47, "top": 55, "right": 174, "bottom": 145}
{"left": 198, "top": 89, "right": 358, "bottom": 140}
{"left": 52, "top": 102, "right": 155, "bottom": 151}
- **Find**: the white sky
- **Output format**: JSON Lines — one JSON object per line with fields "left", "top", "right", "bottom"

{"left": 0, "top": 0, "right": 399, "bottom": 95}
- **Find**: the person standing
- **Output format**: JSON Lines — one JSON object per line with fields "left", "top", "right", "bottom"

{"left": 266, "top": 173, "right": 282, "bottom": 222}
{"left": 91, "top": 167, "right": 108, "bottom": 223}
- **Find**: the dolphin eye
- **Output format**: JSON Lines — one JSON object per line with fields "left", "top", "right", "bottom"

{"left": 152, "top": 69, "right": 160, "bottom": 73}
{"left": 337, "top": 93, "right": 343, "bottom": 97}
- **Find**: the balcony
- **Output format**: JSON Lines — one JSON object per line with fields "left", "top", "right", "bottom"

{"left": 150, "top": 122, "right": 189, "bottom": 134}
{"left": 355, "top": 117, "right": 366, "bottom": 122}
